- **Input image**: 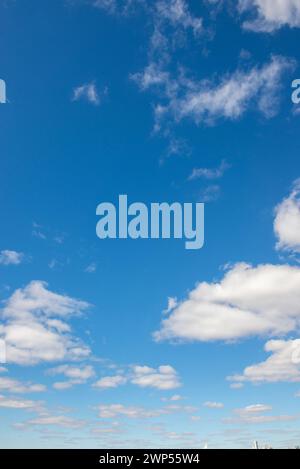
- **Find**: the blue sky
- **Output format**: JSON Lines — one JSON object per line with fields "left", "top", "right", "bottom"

{"left": 1, "top": 0, "right": 300, "bottom": 449}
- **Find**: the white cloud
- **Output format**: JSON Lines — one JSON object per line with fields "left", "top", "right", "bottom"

{"left": 228, "top": 339, "right": 300, "bottom": 383}
{"left": 0, "top": 250, "right": 24, "bottom": 266}
{"left": 72, "top": 82, "right": 101, "bottom": 106}
{"left": 154, "top": 262, "right": 300, "bottom": 342}
{"left": 0, "top": 394, "right": 43, "bottom": 410}
{"left": 48, "top": 364, "right": 95, "bottom": 389}
{"left": 97, "top": 402, "right": 195, "bottom": 419}
{"left": 203, "top": 401, "right": 224, "bottom": 409}
{"left": 161, "top": 394, "right": 183, "bottom": 402}
{"left": 0, "top": 377, "right": 46, "bottom": 394}
{"left": 93, "top": 375, "right": 127, "bottom": 389}
{"left": 92, "top": 0, "right": 145, "bottom": 15}
{"left": 188, "top": 160, "right": 230, "bottom": 181}
{"left": 239, "top": 0, "right": 300, "bottom": 32}
{"left": 224, "top": 403, "right": 296, "bottom": 424}
{"left": 0, "top": 281, "right": 91, "bottom": 365}
{"left": 131, "top": 365, "right": 181, "bottom": 390}
{"left": 133, "top": 56, "right": 294, "bottom": 128}
{"left": 97, "top": 404, "right": 164, "bottom": 419}
{"left": 22, "top": 415, "right": 86, "bottom": 429}
{"left": 156, "top": 0, "right": 203, "bottom": 35}
{"left": 274, "top": 179, "right": 300, "bottom": 253}
{"left": 85, "top": 262, "right": 97, "bottom": 273}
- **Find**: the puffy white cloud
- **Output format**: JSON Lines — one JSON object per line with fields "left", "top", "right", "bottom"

{"left": 239, "top": 0, "right": 300, "bottom": 32}
{"left": 274, "top": 180, "right": 300, "bottom": 253}
{"left": 72, "top": 82, "right": 101, "bottom": 106}
{"left": 154, "top": 263, "right": 300, "bottom": 342}
{"left": 0, "top": 281, "right": 91, "bottom": 365}
{"left": 228, "top": 339, "right": 300, "bottom": 383}
{"left": 131, "top": 365, "right": 181, "bottom": 390}
{"left": 93, "top": 375, "right": 127, "bottom": 389}
{"left": 48, "top": 364, "right": 95, "bottom": 389}
{"left": 92, "top": 365, "right": 181, "bottom": 390}
{"left": 0, "top": 250, "right": 24, "bottom": 266}
{"left": 0, "top": 377, "right": 46, "bottom": 394}
{"left": 203, "top": 401, "right": 224, "bottom": 409}
{"left": 48, "top": 364, "right": 95, "bottom": 381}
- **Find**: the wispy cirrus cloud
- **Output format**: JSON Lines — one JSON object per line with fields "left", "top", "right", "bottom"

{"left": 133, "top": 55, "right": 295, "bottom": 130}
{"left": 188, "top": 160, "right": 230, "bottom": 181}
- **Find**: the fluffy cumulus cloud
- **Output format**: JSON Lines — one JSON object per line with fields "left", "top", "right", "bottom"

{"left": 131, "top": 365, "right": 181, "bottom": 390}
{"left": 239, "top": 0, "right": 300, "bottom": 32}
{"left": 154, "top": 263, "right": 300, "bottom": 342}
{"left": 0, "top": 281, "right": 91, "bottom": 365}
{"left": 0, "top": 250, "right": 24, "bottom": 266}
{"left": 274, "top": 179, "right": 300, "bottom": 253}
{"left": 133, "top": 56, "right": 294, "bottom": 128}
{"left": 228, "top": 339, "right": 300, "bottom": 383}
{"left": 47, "top": 364, "right": 95, "bottom": 389}
{"left": 93, "top": 365, "right": 181, "bottom": 390}
{"left": 93, "top": 375, "right": 127, "bottom": 389}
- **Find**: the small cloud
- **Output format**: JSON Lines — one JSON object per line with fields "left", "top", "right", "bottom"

{"left": 188, "top": 159, "right": 230, "bottom": 181}
{"left": 72, "top": 82, "right": 103, "bottom": 106}
{"left": 85, "top": 262, "right": 97, "bottom": 273}
{"left": 131, "top": 365, "right": 181, "bottom": 390}
{"left": 163, "top": 297, "right": 177, "bottom": 315}
{"left": 0, "top": 250, "right": 24, "bottom": 266}
{"left": 93, "top": 375, "right": 127, "bottom": 389}
{"left": 230, "top": 382, "right": 244, "bottom": 390}
{"left": 203, "top": 401, "right": 224, "bottom": 409}
{"left": 200, "top": 184, "right": 221, "bottom": 202}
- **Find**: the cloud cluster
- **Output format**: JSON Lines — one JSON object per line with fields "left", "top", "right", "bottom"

{"left": 0, "top": 377, "right": 46, "bottom": 394}
{"left": 93, "top": 365, "right": 181, "bottom": 390}
{"left": 47, "top": 364, "right": 95, "bottom": 390}
{"left": 133, "top": 55, "right": 294, "bottom": 129}
{"left": 97, "top": 402, "right": 196, "bottom": 419}
{"left": 239, "top": 0, "right": 300, "bottom": 32}
{"left": 0, "top": 281, "right": 91, "bottom": 365}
